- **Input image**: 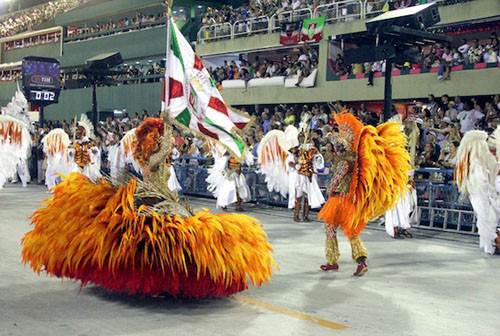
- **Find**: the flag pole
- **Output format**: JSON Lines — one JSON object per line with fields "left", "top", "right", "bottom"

{"left": 160, "top": 0, "right": 174, "bottom": 185}
{"left": 163, "top": 0, "right": 173, "bottom": 119}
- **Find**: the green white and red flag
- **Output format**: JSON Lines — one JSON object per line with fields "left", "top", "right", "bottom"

{"left": 162, "top": 18, "right": 251, "bottom": 160}
{"left": 301, "top": 16, "right": 325, "bottom": 43}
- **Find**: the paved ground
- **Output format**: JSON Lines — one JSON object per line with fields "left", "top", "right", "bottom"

{"left": 1, "top": 184, "right": 499, "bottom": 336}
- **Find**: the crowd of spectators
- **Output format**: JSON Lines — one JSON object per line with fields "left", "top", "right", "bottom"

{"left": 68, "top": 11, "right": 167, "bottom": 38}
{"left": 209, "top": 44, "right": 318, "bottom": 88}
{"left": 60, "top": 61, "right": 165, "bottom": 88}
{"left": 330, "top": 33, "right": 500, "bottom": 82}
{"left": 0, "top": 0, "right": 84, "bottom": 38}
{"left": 199, "top": 0, "right": 477, "bottom": 41}
{"left": 0, "top": 69, "right": 21, "bottom": 81}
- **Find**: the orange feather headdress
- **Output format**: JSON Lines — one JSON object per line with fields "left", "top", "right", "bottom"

{"left": 133, "top": 118, "right": 164, "bottom": 166}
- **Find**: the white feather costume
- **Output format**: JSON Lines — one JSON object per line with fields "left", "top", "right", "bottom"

{"left": 385, "top": 116, "right": 418, "bottom": 237}
{"left": 385, "top": 187, "right": 417, "bottom": 237}
{"left": 206, "top": 141, "right": 228, "bottom": 198}
{"left": 455, "top": 130, "right": 500, "bottom": 254}
{"left": 0, "top": 87, "right": 32, "bottom": 190}
{"left": 42, "top": 129, "right": 71, "bottom": 190}
{"left": 216, "top": 155, "right": 251, "bottom": 208}
{"left": 258, "top": 125, "right": 324, "bottom": 209}
{"left": 206, "top": 141, "right": 251, "bottom": 208}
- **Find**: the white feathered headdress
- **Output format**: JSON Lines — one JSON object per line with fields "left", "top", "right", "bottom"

{"left": 77, "top": 114, "right": 95, "bottom": 140}
{"left": 42, "top": 128, "right": 70, "bottom": 155}
{"left": 257, "top": 125, "right": 300, "bottom": 198}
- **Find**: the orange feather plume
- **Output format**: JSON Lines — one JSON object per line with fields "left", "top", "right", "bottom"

{"left": 319, "top": 114, "right": 410, "bottom": 239}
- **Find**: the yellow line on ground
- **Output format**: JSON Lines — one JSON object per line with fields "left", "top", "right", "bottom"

{"left": 232, "top": 296, "right": 349, "bottom": 331}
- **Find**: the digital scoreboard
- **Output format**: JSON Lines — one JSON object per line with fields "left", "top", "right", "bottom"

{"left": 22, "top": 56, "right": 61, "bottom": 106}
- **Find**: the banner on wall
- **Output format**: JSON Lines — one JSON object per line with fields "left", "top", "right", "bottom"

{"left": 301, "top": 16, "right": 325, "bottom": 43}
{"left": 280, "top": 21, "right": 302, "bottom": 45}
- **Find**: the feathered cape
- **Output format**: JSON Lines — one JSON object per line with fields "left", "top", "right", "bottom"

{"left": 319, "top": 113, "right": 411, "bottom": 239}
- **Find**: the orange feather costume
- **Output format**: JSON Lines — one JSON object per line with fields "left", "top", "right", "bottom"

{"left": 318, "top": 113, "right": 410, "bottom": 267}
{"left": 22, "top": 119, "right": 276, "bottom": 298}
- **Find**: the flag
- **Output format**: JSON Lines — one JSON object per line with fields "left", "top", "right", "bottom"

{"left": 162, "top": 18, "right": 251, "bottom": 161}
{"left": 280, "top": 21, "right": 302, "bottom": 45}
{"left": 301, "top": 16, "right": 325, "bottom": 43}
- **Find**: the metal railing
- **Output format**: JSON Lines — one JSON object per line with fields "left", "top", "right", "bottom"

{"left": 196, "top": 0, "right": 477, "bottom": 44}
{"left": 269, "top": 8, "right": 313, "bottom": 33}
{"left": 64, "top": 20, "right": 167, "bottom": 43}
{"left": 233, "top": 15, "right": 270, "bottom": 38}
{"left": 412, "top": 168, "right": 476, "bottom": 235}
{"left": 197, "top": 22, "right": 232, "bottom": 43}
{"left": 315, "top": 1, "right": 363, "bottom": 24}
{"left": 364, "top": 0, "right": 386, "bottom": 19}
{"left": 168, "top": 161, "right": 477, "bottom": 236}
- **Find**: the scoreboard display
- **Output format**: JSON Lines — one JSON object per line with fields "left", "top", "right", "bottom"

{"left": 22, "top": 56, "right": 61, "bottom": 106}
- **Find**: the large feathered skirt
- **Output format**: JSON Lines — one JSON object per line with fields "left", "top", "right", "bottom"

{"left": 22, "top": 173, "right": 276, "bottom": 298}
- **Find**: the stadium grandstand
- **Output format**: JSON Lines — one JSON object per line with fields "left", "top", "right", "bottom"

{"left": 0, "top": 0, "right": 499, "bottom": 335}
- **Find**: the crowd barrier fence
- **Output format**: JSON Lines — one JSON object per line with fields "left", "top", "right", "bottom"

{"left": 170, "top": 158, "right": 477, "bottom": 235}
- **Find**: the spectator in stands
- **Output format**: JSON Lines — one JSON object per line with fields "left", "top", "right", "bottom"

{"left": 438, "top": 140, "right": 460, "bottom": 169}
{"left": 451, "top": 47, "right": 463, "bottom": 65}
{"left": 417, "top": 142, "right": 440, "bottom": 168}
{"left": 323, "top": 142, "right": 335, "bottom": 164}
{"left": 262, "top": 110, "right": 272, "bottom": 133}
{"left": 438, "top": 46, "right": 453, "bottom": 81}
{"left": 468, "top": 39, "right": 483, "bottom": 64}
{"left": 484, "top": 101, "right": 500, "bottom": 130}
{"left": 457, "top": 101, "right": 484, "bottom": 134}
{"left": 454, "top": 96, "right": 464, "bottom": 111}
{"left": 489, "top": 32, "right": 499, "bottom": 62}
{"left": 440, "top": 121, "right": 461, "bottom": 153}
{"left": 494, "top": 94, "right": 500, "bottom": 110}
{"left": 458, "top": 38, "right": 470, "bottom": 63}
{"left": 427, "top": 94, "right": 438, "bottom": 117}
{"left": 284, "top": 108, "right": 295, "bottom": 125}
{"left": 334, "top": 54, "right": 347, "bottom": 76}
{"left": 445, "top": 101, "right": 458, "bottom": 121}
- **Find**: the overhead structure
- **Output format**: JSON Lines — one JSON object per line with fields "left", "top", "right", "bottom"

{"left": 331, "top": 3, "right": 451, "bottom": 121}
{"left": 64, "top": 52, "right": 124, "bottom": 126}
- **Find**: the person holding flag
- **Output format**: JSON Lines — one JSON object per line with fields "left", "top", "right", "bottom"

{"left": 21, "top": 6, "right": 276, "bottom": 299}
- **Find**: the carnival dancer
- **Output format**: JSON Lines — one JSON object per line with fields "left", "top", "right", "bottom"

{"left": 385, "top": 171, "right": 417, "bottom": 238}
{"left": 107, "top": 133, "right": 125, "bottom": 179}
{"left": 69, "top": 114, "right": 100, "bottom": 178}
{"left": 385, "top": 115, "right": 420, "bottom": 239}
{"left": 319, "top": 112, "right": 411, "bottom": 276}
{"left": 0, "top": 86, "right": 32, "bottom": 190}
{"left": 12, "top": 156, "right": 31, "bottom": 188}
{"left": 215, "top": 151, "right": 251, "bottom": 211}
{"left": 22, "top": 116, "right": 276, "bottom": 298}
{"left": 257, "top": 120, "right": 325, "bottom": 220}
{"left": 42, "top": 128, "right": 71, "bottom": 190}
{"left": 167, "top": 145, "right": 182, "bottom": 192}
{"left": 294, "top": 134, "right": 325, "bottom": 222}
{"left": 455, "top": 130, "right": 500, "bottom": 255}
